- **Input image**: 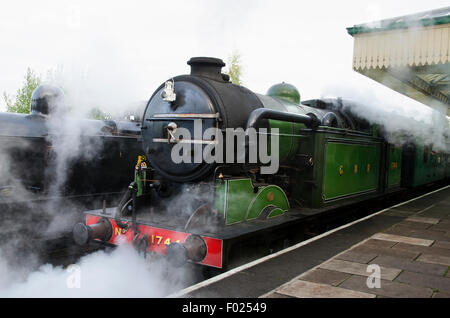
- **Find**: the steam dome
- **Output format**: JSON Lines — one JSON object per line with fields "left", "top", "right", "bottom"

{"left": 30, "top": 84, "right": 65, "bottom": 116}
{"left": 267, "top": 82, "right": 300, "bottom": 104}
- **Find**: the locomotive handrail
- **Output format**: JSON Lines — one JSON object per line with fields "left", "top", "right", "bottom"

{"left": 245, "top": 108, "right": 321, "bottom": 131}
{"left": 146, "top": 113, "right": 221, "bottom": 121}
{"left": 151, "top": 113, "right": 220, "bottom": 119}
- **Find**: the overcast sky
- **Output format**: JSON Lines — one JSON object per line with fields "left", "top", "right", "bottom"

{"left": 1, "top": 0, "right": 449, "bottom": 114}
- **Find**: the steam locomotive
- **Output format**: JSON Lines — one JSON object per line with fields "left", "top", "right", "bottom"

{"left": 73, "top": 57, "right": 450, "bottom": 270}
{"left": 0, "top": 84, "right": 142, "bottom": 241}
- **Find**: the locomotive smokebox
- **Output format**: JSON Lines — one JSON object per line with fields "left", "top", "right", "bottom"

{"left": 141, "top": 56, "right": 264, "bottom": 182}
{"left": 72, "top": 218, "right": 112, "bottom": 246}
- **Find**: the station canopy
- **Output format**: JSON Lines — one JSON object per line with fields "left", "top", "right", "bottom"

{"left": 347, "top": 7, "right": 450, "bottom": 115}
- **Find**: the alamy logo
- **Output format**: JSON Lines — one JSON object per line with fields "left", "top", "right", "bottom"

{"left": 66, "top": 264, "right": 81, "bottom": 289}
{"left": 366, "top": 264, "right": 381, "bottom": 289}
{"left": 168, "top": 119, "right": 280, "bottom": 174}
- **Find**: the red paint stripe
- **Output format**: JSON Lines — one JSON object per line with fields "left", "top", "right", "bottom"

{"left": 86, "top": 215, "right": 222, "bottom": 268}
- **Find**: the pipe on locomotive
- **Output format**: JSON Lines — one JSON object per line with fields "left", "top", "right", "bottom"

{"left": 244, "top": 108, "right": 321, "bottom": 162}
{"left": 245, "top": 108, "right": 321, "bottom": 131}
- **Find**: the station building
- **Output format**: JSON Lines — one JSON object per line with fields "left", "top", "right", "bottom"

{"left": 347, "top": 7, "right": 450, "bottom": 116}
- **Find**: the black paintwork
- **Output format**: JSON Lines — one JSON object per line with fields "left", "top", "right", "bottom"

{"left": 141, "top": 58, "right": 263, "bottom": 182}
{"left": 0, "top": 111, "right": 143, "bottom": 198}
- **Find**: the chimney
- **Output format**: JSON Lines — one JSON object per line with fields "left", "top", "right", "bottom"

{"left": 187, "top": 57, "right": 227, "bottom": 82}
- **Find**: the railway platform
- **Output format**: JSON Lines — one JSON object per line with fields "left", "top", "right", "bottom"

{"left": 171, "top": 185, "right": 450, "bottom": 298}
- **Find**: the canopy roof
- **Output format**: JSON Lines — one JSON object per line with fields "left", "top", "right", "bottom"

{"left": 347, "top": 7, "right": 450, "bottom": 115}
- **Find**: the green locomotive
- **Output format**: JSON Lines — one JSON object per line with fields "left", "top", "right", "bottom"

{"left": 73, "top": 57, "right": 449, "bottom": 269}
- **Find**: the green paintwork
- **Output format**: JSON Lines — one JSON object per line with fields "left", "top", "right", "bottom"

{"left": 347, "top": 13, "right": 450, "bottom": 35}
{"left": 135, "top": 168, "right": 146, "bottom": 196}
{"left": 133, "top": 156, "right": 149, "bottom": 197}
{"left": 214, "top": 180, "right": 227, "bottom": 217}
{"left": 387, "top": 145, "right": 402, "bottom": 187}
{"left": 268, "top": 120, "right": 305, "bottom": 162}
{"left": 223, "top": 179, "right": 254, "bottom": 224}
{"left": 323, "top": 142, "right": 380, "bottom": 200}
{"left": 410, "top": 144, "right": 448, "bottom": 187}
{"left": 214, "top": 178, "right": 290, "bottom": 225}
{"left": 290, "top": 128, "right": 384, "bottom": 208}
{"left": 246, "top": 185, "right": 290, "bottom": 220}
{"left": 267, "top": 208, "right": 285, "bottom": 218}
{"left": 211, "top": 92, "right": 447, "bottom": 228}
{"left": 267, "top": 83, "right": 301, "bottom": 104}
{"left": 372, "top": 124, "right": 379, "bottom": 137}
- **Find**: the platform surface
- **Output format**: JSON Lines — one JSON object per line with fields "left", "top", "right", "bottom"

{"left": 175, "top": 185, "right": 450, "bottom": 298}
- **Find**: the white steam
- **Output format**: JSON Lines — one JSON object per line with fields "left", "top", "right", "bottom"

{"left": 0, "top": 242, "right": 191, "bottom": 298}
{"left": 322, "top": 80, "right": 450, "bottom": 152}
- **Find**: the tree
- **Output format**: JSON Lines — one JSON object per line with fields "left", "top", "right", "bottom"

{"left": 3, "top": 68, "right": 41, "bottom": 114}
{"left": 4, "top": 66, "right": 112, "bottom": 121}
{"left": 88, "top": 107, "right": 112, "bottom": 120}
{"left": 226, "top": 51, "right": 243, "bottom": 85}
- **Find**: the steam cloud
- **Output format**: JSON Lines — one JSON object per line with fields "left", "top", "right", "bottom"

{"left": 0, "top": 65, "right": 152, "bottom": 296}
{"left": 0, "top": 66, "right": 201, "bottom": 297}
{"left": 0, "top": 241, "right": 192, "bottom": 297}
{"left": 322, "top": 81, "right": 450, "bottom": 152}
